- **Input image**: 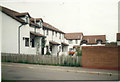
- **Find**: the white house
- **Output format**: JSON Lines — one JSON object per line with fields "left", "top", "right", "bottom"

{"left": 64, "top": 32, "right": 83, "bottom": 52}
{"left": 117, "top": 33, "right": 120, "bottom": 45}
{"left": 81, "top": 35, "right": 106, "bottom": 46}
{"left": 1, "top": 6, "right": 107, "bottom": 56}
{"left": 1, "top": 6, "right": 69, "bottom": 56}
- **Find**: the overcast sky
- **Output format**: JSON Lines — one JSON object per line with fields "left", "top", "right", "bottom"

{"left": 0, "top": 0, "right": 119, "bottom": 42}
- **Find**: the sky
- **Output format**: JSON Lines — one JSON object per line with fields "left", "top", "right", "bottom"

{"left": 0, "top": 0, "right": 119, "bottom": 42}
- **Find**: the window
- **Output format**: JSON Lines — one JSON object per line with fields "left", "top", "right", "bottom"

{"left": 25, "top": 38, "right": 29, "bottom": 47}
{"left": 31, "top": 39, "right": 35, "bottom": 47}
{"left": 52, "top": 31, "right": 54, "bottom": 36}
{"left": 59, "top": 33, "right": 61, "bottom": 39}
{"left": 43, "top": 29, "right": 45, "bottom": 35}
{"left": 69, "top": 40, "right": 73, "bottom": 44}
{"left": 56, "top": 32, "right": 57, "bottom": 37}
{"left": 25, "top": 15, "right": 29, "bottom": 23}
{"left": 76, "top": 40, "right": 78, "bottom": 44}
{"left": 97, "top": 40, "right": 102, "bottom": 44}
{"left": 40, "top": 20, "right": 43, "bottom": 28}
{"left": 82, "top": 40, "right": 87, "bottom": 44}
{"left": 47, "top": 30, "right": 49, "bottom": 35}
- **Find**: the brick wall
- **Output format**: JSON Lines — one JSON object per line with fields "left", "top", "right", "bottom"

{"left": 82, "top": 45, "right": 120, "bottom": 70}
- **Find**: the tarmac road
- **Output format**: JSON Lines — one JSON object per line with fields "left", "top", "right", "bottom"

{"left": 2, "top": 62, "right": 119, "bottom": 80}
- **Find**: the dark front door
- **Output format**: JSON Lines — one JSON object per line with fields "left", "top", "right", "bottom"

{"left": 41, "top": 38, "right": 45, "bottom": 55}
{"left": 42, "top": 48, "right": 44, "bottom": 55}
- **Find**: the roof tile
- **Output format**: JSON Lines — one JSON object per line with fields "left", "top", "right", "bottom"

{"left": 65, "top": 32, "right": 83, "bottom": 40}
{"left": 82, "top": 35, "right": 106, "bottom": 44}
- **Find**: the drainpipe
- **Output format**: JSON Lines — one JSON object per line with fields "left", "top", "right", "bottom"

{"left": 18, "top": 23, "right": 27, "bottom": 55}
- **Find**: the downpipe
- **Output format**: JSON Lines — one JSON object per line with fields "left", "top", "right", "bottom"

{"left": 18, "top": 24, "right": 23, "bottom": 55}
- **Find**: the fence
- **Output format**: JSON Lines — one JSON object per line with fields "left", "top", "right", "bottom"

{"left": 1, "top": 53, "right": 82, "bottom": 67}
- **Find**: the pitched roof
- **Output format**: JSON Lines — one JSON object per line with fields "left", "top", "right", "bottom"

{"left": 73, "top": 45, "right": 80, "bottom": 48}
{"left": 49, "top": 41, "right": 60, "bottom": 45}
{"left": 1, "top": 6, "right": 64, "bottom": 33}
{"left": 1, "top": 6, "right": 42, "bottom": 28}
{"left": 82, "top": 35, "right": 106, "bottom": 44}
{"left": 42, "top": 22, "right": 64, "bottom": 34}
{"left": 61, "top": 42, "right": 69, "bottom": 46}
{"left": 30, "top": 32, "right": 46, "bottom": 38}
{"left": 29, "top": 21, "right": 40, "bottom": 28}
{"left": 1, "top": 6, "right": 26, "bottom": 24}
{"left": 64, "top": 32, "right": 83, "bottom": 40}
{"left": 30, "top": 18, "right": 43, "bottom": 22}
{"left": 15, "top": 12, "right": 30, "bottom": 17}
{"left": 117, "top": 33, "right": 120, "bottom": 41}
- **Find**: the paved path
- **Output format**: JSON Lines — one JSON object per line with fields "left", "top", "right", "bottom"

{"left": 2, "top": 62, "right": 119, "bottom": 80}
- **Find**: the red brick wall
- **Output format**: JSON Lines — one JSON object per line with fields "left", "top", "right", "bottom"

{"left": 82, "top": 45, "right": 120, "bottom": 70}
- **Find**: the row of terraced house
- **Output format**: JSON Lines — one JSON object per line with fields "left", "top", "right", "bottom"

{"left": 1, "top": 6, "right": 107, "bottom": 56}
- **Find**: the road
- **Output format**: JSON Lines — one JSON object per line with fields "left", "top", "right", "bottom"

{"left": 2, "top": 63, "right": 119, "bottom": 80}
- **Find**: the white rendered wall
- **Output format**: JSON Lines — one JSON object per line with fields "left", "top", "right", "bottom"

{"left": 20, "top": 25, "right": 37, "bottom": 55}
{"left": 67, "top": 39, "right": 81, "bottom": 51}
{"left": 0, "top": 11, "right": 2, "bottom": 53}
{"left": 1, "top": 13, "right": 20, "bottom": 54}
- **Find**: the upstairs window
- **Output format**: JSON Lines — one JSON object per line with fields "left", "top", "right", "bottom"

{"left": 97, "top": 40, "right": 102, "bottom": 44}
{"left": 43, "top": 29, "right": 45, "bottom": 35}
{"left": 25, "top": 15, "right": 29, "bottom": 23}
{"left": 40, "top": 20, "right": 43, "bottom": 28}
{"left": 47, "top": 30, "right": 49, "bottom": 35}
{"left": 82, "top": 40, "right": 87, "bottom": 44}
{"left": 52, "top": 31, "right": 54, "bottom": 36}
{"left": 25, "top": 38, "right": 29, "bottom": 47}
{"left": 56, "top": 32, "right": 57, "bottom": 37}
{"left": 59, "top": 33, "right": 61, "bottom": 39}
{"left": 69, "top": 40, "right": 73, "bottom": 44}
{"left": 76, "top": 40, "right": 78, "bottom": 44}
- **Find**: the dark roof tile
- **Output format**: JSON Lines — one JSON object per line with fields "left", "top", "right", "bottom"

{"left": 43, "top": 22, "right": 64, "bottom": 34}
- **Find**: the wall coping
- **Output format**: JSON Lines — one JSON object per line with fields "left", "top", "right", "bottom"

{"left": 82, "top": 45, "right": 120, "bottom": 48}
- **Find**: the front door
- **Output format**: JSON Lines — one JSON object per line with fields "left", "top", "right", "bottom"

{"left": 41, "top": 38, "right": 45, "bottom": 55}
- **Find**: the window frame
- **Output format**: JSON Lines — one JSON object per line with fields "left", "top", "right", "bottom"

{"left": 69, "top": 40, "right": 73, "bottom": 44}
{"left": 47, "top": 30, "right": 49, "bottom": 35}
{"left": 56, "top": 32, "right": 57, "bottom": 37}
{"left": 59, "top": 33, "right": 61, "bottom": 39}
{"left": 25, "top": 38, "right": 29, "bottom": 47}
{"left": 75, "top": 39, "right": 78, "bottom": 44}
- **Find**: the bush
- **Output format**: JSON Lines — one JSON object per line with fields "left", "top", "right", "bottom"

{"left": 106, "top": 42, "right": 117, "bottom": 45}
{"left": 46, "top": 51, "right": 51, "bottom": 55}
{"left": 76, "top": 47, "right": 82, "bottom": 56}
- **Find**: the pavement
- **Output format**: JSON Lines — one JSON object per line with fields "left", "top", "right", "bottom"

{"left": 2, "top": 62, "right": 119, "bottom": 76}
{"left": 2, "top": 62, "right": 120, "bottom": 80}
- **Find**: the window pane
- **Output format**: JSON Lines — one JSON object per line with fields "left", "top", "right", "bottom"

{"left": 69, "top": 40, "right": 72, "bottom": 44}
{"left": 76, "top": 40, "right": 78, "bottom": 44}
{"left": 31, "top": 39, "right": 34, "bottom": 47}
{"left": 25, "top": 38, "right": 29, "bottom": 47}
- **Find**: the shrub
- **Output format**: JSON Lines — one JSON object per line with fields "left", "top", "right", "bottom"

{"left": 46, "top": 51, "right": 51, "bottom": 55}
{"left": 76, "top": 47, "right": 82, "bottom": 56}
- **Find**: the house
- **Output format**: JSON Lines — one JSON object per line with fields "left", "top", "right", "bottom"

{"left": 1, "top": 6, "right": 107, "bottom": 56}
{"left": 1, "top": 6, "right": 68, "bottom": 56}
{"left": 81, "top": 35, "right": 106, "bottom": 46}
{"left": 64, "top": 32, "right": 83, "bottom": 52}
{"left": 117, "top": 33, "right": 120, "bottom": 45}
